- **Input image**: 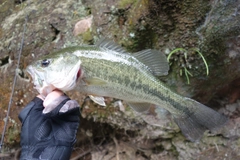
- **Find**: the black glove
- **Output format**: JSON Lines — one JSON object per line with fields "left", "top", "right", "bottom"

{"left": 18, "top": 95, "right": 80, "bottom": 160}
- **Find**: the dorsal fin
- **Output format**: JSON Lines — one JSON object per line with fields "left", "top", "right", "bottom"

{"left": 96, "top": 38, "right": 169, "bottom": 76}
{"left": 96, "top": 38, "right": 128, "bottom": 54}
{"left": 133, "top": 49, "right": 169, "bottom": 76}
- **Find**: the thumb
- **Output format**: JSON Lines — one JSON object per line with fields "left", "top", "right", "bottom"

{"left": 43, "top": 90, "right": 64, "bottom": 108}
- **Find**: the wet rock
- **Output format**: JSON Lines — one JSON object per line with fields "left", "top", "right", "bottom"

{"left": 73, "top": 16, "right": 93, "bottom": 36}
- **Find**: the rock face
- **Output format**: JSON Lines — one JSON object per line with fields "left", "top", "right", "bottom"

{"left": 0, "top": 0, "right": 240, "bottom": 159}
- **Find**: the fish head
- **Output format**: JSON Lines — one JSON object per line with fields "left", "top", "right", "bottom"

{"left": 26, "top": 51, "right": 82, "bottom": 96}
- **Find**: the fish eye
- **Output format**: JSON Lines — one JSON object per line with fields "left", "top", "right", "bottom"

{"left": 41, "top": 59, "right": 50, "bottom": 67}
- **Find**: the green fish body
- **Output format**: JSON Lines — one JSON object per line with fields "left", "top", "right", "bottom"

{"left": 27, "top": 39, "right": 227, "bottom": 142}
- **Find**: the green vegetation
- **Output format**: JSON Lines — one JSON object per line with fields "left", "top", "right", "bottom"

{"left": 167, "top": 48, "right": 209, "bottom": 84}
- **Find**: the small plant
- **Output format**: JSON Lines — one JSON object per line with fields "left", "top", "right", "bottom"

{"left": 167, "top": 48, "right": 209, "bottom": 84}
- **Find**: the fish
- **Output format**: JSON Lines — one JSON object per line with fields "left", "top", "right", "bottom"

{"left": 26, "top": 38, "right": 228, "bottom": 142}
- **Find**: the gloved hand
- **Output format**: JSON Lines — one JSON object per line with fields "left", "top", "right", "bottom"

{"left": 18, "top": 90, "right": 80, "bottom": 160}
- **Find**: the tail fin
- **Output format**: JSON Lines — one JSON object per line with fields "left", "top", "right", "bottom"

{"left": 173, "top": 98, "right": 228, "bottom": 142}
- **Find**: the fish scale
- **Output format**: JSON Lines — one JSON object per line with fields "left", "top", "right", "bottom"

{"left": 27, "top": 39, "right": 228, "bottom": 142}
{"left": 74, "top": 49, "right": 173, "bottom": 106}
{"left": 74, "top": 49, "right": 202, "bottom": 119}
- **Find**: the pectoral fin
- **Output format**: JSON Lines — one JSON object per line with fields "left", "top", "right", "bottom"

{"left": 84, "top": 77, "right": 108, "bottom": 85}
{"left": 89, "top": 95, "right": 106, "bottom": 106}
{"left": 127, "top": 102, "right": 152, "bottom": 113}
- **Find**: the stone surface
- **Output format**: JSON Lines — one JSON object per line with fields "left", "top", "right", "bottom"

{"left": 0, "top": 0, "right": 240, "bottom": 159}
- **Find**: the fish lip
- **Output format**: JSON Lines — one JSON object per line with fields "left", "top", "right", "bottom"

{"left": 26, "top": 65, "right": 34, "bottom": 80}
{"left": 26, "top": 65, "right": 40, "bottom": 88}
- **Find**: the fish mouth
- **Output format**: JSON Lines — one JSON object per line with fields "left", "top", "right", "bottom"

{"left": 26, "top": 65, "right": 43, "bottom": 89}
{"left": 26, "top": 65, "right": 35, "bottom": 81}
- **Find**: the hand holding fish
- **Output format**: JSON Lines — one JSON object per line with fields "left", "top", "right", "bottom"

{"left": 18, "top": 90, "right": 80, "bottom": 159}
{"left": 26, "top": 38, "right": 228, "bottom": 142}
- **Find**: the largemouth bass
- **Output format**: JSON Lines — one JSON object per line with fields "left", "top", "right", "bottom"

{"left": 26, "top": 39, "right": 227, "bottom": 142}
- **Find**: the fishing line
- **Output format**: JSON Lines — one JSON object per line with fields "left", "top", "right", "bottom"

{"left": 0, "top": 15, "right": 28, "bottom": 152}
